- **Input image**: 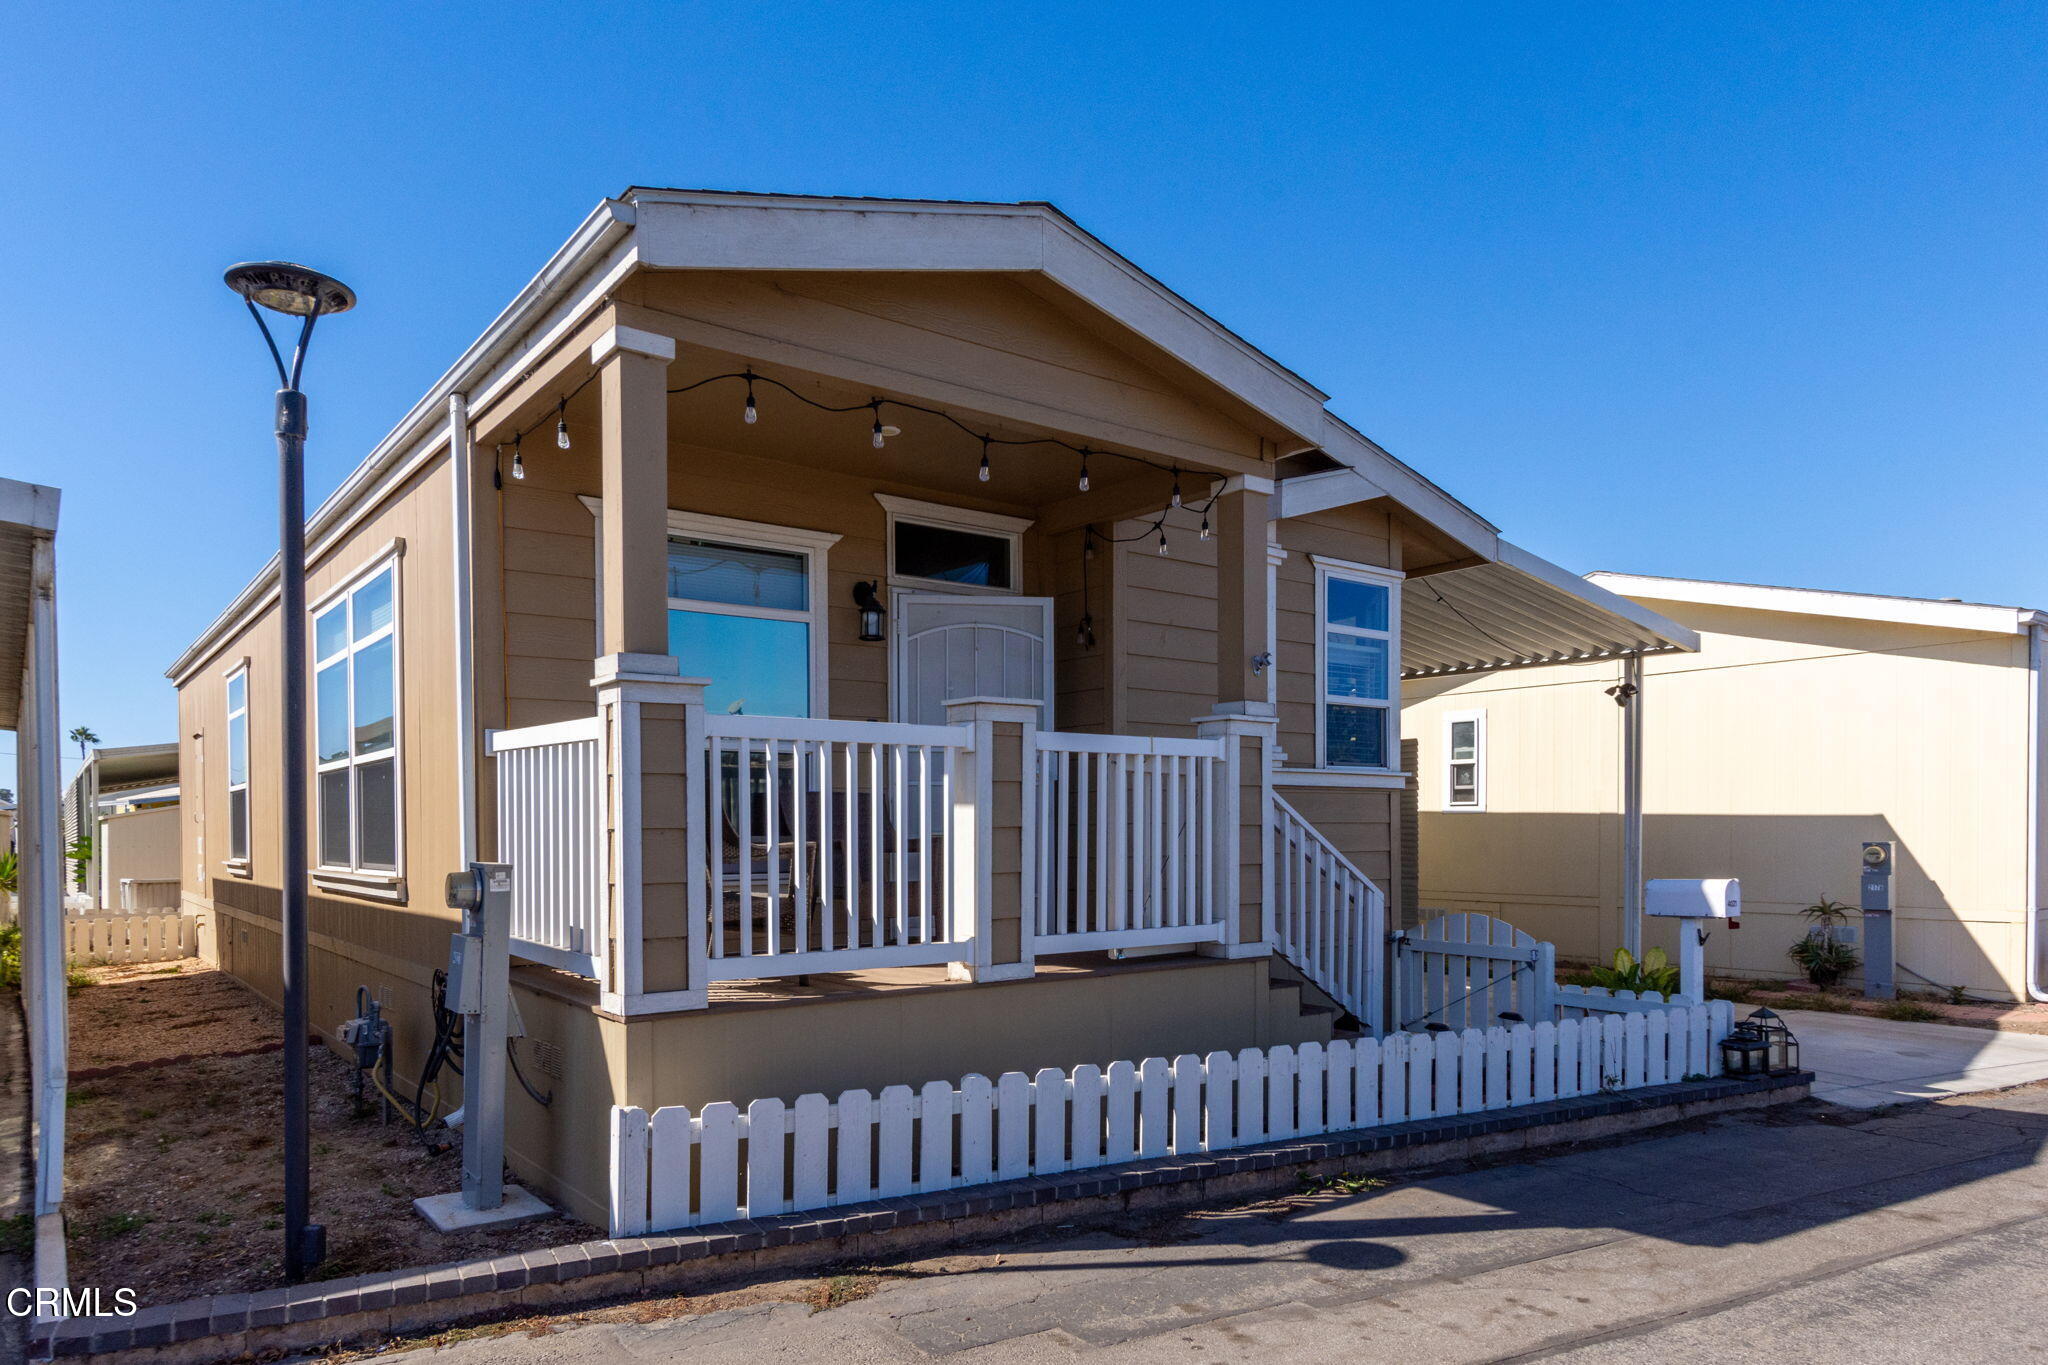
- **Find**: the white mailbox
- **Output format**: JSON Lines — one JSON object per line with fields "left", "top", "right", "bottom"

{"left": 1645, "top": 877, "right": 1741, "bottom": 920}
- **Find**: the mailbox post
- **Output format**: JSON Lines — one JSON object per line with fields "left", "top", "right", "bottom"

{"left": 1861, "top": 841, "right": 1896, "bottom": 1000}
{"left": 1645, "top": 878, "right": 1741, "bottom": 1001}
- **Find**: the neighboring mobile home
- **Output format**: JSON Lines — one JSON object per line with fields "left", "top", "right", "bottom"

{"left": 1405, "top": 573, "right": 2048, "bottom": 1002}
{"left": 61, "top": 740, "right": 181, "bottom": 910}
{"left": 169, "top": 189, "right": 1693, "bottom": 1224}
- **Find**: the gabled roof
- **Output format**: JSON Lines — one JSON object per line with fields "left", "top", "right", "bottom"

{"left": 1587, "top": 573, "right": 2045, "bottom": 636}
{"left": 170, "top": 189, "right": 1502, "bottom": 681}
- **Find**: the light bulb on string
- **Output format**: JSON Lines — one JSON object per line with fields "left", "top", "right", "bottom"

{"left": 1075, "top": 613, "right": 1096, "bottom": 650}
{"left": 1170, "top": 471, "right": 1183, "bottom": 509}
{"left": 1200, "top": 512, "right": 1212, "bottom": 540}
{"left": 978, "top": 436, "right": 991, "bottom": 483}
{"left": 555, "top": 399, "right": 571, "bottom": 450}
{"left": 1078, "top": 450, "right": 1091, "bottom": 493}
{"left": 1083, "top": 534, "right": 1096, "bottom": 561}
{"left": 871, "top": 408, "right": 886, "bottom": 448}
{"left": 743, "top": 373, "right": 758, "bottom": 425}
{"left": 1156, "top": 524, "right": 1170, "bottom": 556}
{"left": 511, "top": 433, "right": 526, "bottom": 481}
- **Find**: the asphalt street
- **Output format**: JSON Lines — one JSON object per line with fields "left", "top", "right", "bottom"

{"left": 408, "top": 1079, "right": 2048, "bottom": 1364}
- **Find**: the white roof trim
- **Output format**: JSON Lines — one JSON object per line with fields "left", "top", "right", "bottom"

{"left": 0, "top": 478, "right": 60, "bottom": 534}
{"left": 1587, "top": 573, "right": 2045, "bottom": 636}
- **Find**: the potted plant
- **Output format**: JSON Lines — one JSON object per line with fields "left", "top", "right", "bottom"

{"left": 1788, "top": 896, "right": 1861, "bottom": 989}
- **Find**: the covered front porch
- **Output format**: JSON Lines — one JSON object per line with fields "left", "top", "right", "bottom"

{"left": 465, "top": 213, "right": 1363, "bottom": 1020}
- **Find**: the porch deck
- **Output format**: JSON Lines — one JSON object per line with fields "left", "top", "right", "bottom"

{"left": 513, "top": 948, "right": 1235, "bottom": 1017}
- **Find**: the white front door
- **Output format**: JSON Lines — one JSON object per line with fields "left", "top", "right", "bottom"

{"left": 893, "top": 593, "right": 1055, "bottom": 727}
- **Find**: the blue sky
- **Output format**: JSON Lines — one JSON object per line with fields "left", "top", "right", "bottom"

{"left": 2, "top": 2, "right": 2042, "bottom": 779}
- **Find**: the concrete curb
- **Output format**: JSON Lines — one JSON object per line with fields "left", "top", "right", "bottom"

{"left": 36, "top": 1072, "right": 1811, "bottom": 1363}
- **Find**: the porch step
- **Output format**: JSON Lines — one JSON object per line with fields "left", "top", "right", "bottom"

{"left": 1267, "top": 964, "right": 1362, "bottom": 1044}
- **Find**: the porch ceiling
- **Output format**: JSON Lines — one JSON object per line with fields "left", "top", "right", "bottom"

{"left": 1402, "top": 541, "right": 1699, "bottom": 679}
{"left": 0, "top": 479, "right": 59, "bottom": 732}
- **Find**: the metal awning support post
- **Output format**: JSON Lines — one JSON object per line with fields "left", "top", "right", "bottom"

{"left": 1618, "top": 653, "right": 1645, "bottom": 961}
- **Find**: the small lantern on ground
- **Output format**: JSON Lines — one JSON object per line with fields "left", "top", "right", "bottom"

{"left": 1721, "top": 1007, "right": 1800, "bottom": 1077}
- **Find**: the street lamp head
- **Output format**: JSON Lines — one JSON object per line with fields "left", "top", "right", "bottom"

{"left": 223, "top": 261, "right": 356, "bottom": 317}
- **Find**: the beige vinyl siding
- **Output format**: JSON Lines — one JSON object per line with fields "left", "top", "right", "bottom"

{"left": 1405, "top": 599, "right": 2037, "bottom": 999}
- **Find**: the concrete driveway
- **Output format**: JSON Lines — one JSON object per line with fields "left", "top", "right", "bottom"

{"left": 1784, "top": 1009, "right": 2048, "bottom": 1108}
{"left": 416, "top": 1081, "right": 2048, "bottom": 1364}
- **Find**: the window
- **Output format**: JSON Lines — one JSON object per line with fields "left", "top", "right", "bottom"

{"left": 225, "top": 665, "right": 249, "bottom": 863}
{"left": 1444, "top": 709, "right": 1486, "bottom": 810}
{"left": 667, "top": 536, "right": 816, "bottom": 718}
{"left": 313, "top": 560, "right": 400, "bottom": 875}
{"left": 877, "top": 494, "right": 1030, "bottom": 595}
{"left": 1316, "top": 559, "right": 1402, "bottom": 770}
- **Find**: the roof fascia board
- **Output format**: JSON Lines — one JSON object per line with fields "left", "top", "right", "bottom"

{"left": 1505, "top": 549, "right": 1699, "bottom": 653}
{"left": 626, "top": 194, "right": 1331, "bottom": 442}
{"left": 1587, "top": 572, "right": 2041, "bottom": 636}
{"left": 0, "top": 479, "right": 60, "bottom": 535}
{"left": 167, "top": 200, "right": 636, "bottom": 684}
{"left": 1313, "top": 418, "right": 1499, "bottom": 559}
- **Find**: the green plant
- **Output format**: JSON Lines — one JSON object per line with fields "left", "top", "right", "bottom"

{"left": 1788, "top": 897, "right": 1861, "bottom": 987}
{"left": 94, "top": 1211, "right": 150, "bottom": 1239}
{"left": 1879, "top": 1000, "right": 1942, "bottom": 1022}
{"left": 0, "top": 849, "right": 15, "bottom": 895}
{"left": 64, "top": 835, "right": 91, "bottom": 891}
{"left": 1587, "top": 946, "right": 1680, "bottom": 996}
{"left": 1299, "top": 1171, "right": 1385, "bottom": 1196}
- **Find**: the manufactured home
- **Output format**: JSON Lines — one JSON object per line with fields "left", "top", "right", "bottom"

{"left": 1405, "top": 573, "right": 2048, "bottom": 1002}
{"left": 169, "top": 189, "right": 1699, "bottom": 1224}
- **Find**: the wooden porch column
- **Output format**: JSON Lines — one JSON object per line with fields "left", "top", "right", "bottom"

{"left": 946, "top": 698, "right": 1038, "bottom": 983}
{"left": 593, "top": 322, "right": 675, "bottom": 658}
{"left": 1213, "top": 477, "right": 1275, "bottom": 706}
{"left": 1199, "top": 475, "right": 1278, "bottom": 958}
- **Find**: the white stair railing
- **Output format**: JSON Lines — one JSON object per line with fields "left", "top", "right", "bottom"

{"left": 1270, "top": 793, "right": 1386, "bottom": 1033}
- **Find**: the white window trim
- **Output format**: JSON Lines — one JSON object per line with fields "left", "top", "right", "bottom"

{"left": 1312, "top": 555, "right": 1404, "bottom": 775}
{"left": 223, "top": 658, "right": 251, "bottom": 875}
{"left": 1443, "top": 708, "right": 1487, "bottom": 811}
{"left": 310, "top": 551, "right": 406, "bottom": 889}
{"left": 875, "top": 492, "right": 1032, "bottom": 597}
{"left": 580, "top": 498, "right": 840, "bottom": 718}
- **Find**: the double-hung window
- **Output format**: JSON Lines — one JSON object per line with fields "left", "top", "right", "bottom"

{"left": 1444, "top": 709, "right": 1486, "bottom": 809}
{"left": 225, "top": 665, "right": 250, "bottom": 863}
{"left": 313, "top": 560, "right": 400, "bottom": 875}
{"left": 1316, "top": 560, "right": 1402, "bottom": 770}
{"left": 665, "top": 522, "right": 833, "bottom": 719}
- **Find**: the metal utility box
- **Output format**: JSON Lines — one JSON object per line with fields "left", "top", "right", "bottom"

{"left": 1645, "top": 878, "right": 1741, "bottom": 920}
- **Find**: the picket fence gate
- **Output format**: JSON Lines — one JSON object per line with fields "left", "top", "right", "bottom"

{"left": 610, "top": 997, "right": 1737, "bottom": 1236}
{"left": 65, "top": 912, "right": 196, "bottom": 964}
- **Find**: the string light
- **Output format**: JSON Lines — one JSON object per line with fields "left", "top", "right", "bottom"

{"left": 1076, "top": 613, "right": 1096, "bottom": 649}
{"left": 978, "top": 435, "right": 991, "bottom": 482}
{"left": 1078, "top": 449, "right": 1091, "bottom": 493}
{"left": 1157, "top": 524, "right": 1170, "bottom": 555}
{"left": 555, "top": 399, "right": 570, "bottom": 450}
{"left": 1170, "top": 471, "right": 1183, "bottom": 509}
{"left": 1200, "top": 511, "right": 1212, "bottom": 540}
{"left": 511, "top": 433, "right": 525, "bottom": 481}
{"left": 870, "top": 401, "right": 886, "bottom": 449}
{"left": 743, "top": 372, "right": 758, "bottom": 425}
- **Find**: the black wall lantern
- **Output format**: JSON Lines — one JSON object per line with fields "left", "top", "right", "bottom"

{"left": 1720, "top": 1007, "right": 1800, "bottom": 1077}
{"left": 852, "top": 580, "right": 886, "bottom": 642}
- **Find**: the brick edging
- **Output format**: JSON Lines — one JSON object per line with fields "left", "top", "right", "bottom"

{"left": 41, "top": 1072, "right": 1811, "bottom": 1361}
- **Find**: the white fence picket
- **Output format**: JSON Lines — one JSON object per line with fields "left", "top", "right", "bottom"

{"left": 65, "top": 912, "right": 197, "bottom": 965}
{"left": 612, "top": 983, "right": 1751, "bottom": 1233}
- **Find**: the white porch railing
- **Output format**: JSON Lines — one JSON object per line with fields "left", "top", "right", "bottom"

{"left": 489, "top": 718, "right": 606, "bottom": 979}
{"left": 1033, "top": 731, "right": 1230, "bottom": 952}
{"left": 702, "top": 715, "right": 973, "bottom": 979}
{"left": 1271, "top": 794, "right": 1386, "bottom": 1032}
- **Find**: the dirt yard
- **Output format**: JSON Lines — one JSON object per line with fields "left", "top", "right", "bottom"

{"left": 64, "top": 961, "right": 598, "bottom": 1306}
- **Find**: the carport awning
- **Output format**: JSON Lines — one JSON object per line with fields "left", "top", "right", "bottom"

{"left": 1402, "top": 541, "right": 1698, "bottom": 679}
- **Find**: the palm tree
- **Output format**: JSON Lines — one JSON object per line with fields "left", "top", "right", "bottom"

{"left": 69, "top": 726, "right": 99, "bottom": 761}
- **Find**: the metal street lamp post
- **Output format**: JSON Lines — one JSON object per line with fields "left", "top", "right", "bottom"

{"left": 223, "top": 261, "right": 357, "bottom": 1283}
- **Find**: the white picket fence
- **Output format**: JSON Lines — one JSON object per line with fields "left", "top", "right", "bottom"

{"left": 1271, "top": 794, "right": 1385, "bottom": 1031}
{"left": 610, "top": 997, "right": 1736, "bottom": 1235}
{"left": 488, "top": 717, "right": 606, "bottom": 979}
{"left": 1394, "top": 912, "right": 1559, "bottom": 1033}
{"left": 65, "top": 912, "right": 196, "bottom": 964}
{"left": 1555, "top": 985, "right": 1702, "bottom": 1017}
{"left": 1033, "top": 731, "right": 1230, "bottom": 951}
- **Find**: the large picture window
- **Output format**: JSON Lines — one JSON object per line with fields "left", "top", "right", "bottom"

{"left": 225, "top": 665, "right": 249, "bottom": 863}
{"left": 667, "top": 535, "right": 817, "bottom": 718}
{"left": 313, "top": 559, "right": 400, "bottom": 875}
{"left": 1316, "top": 560, "right": 1402, "bottom": 771}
